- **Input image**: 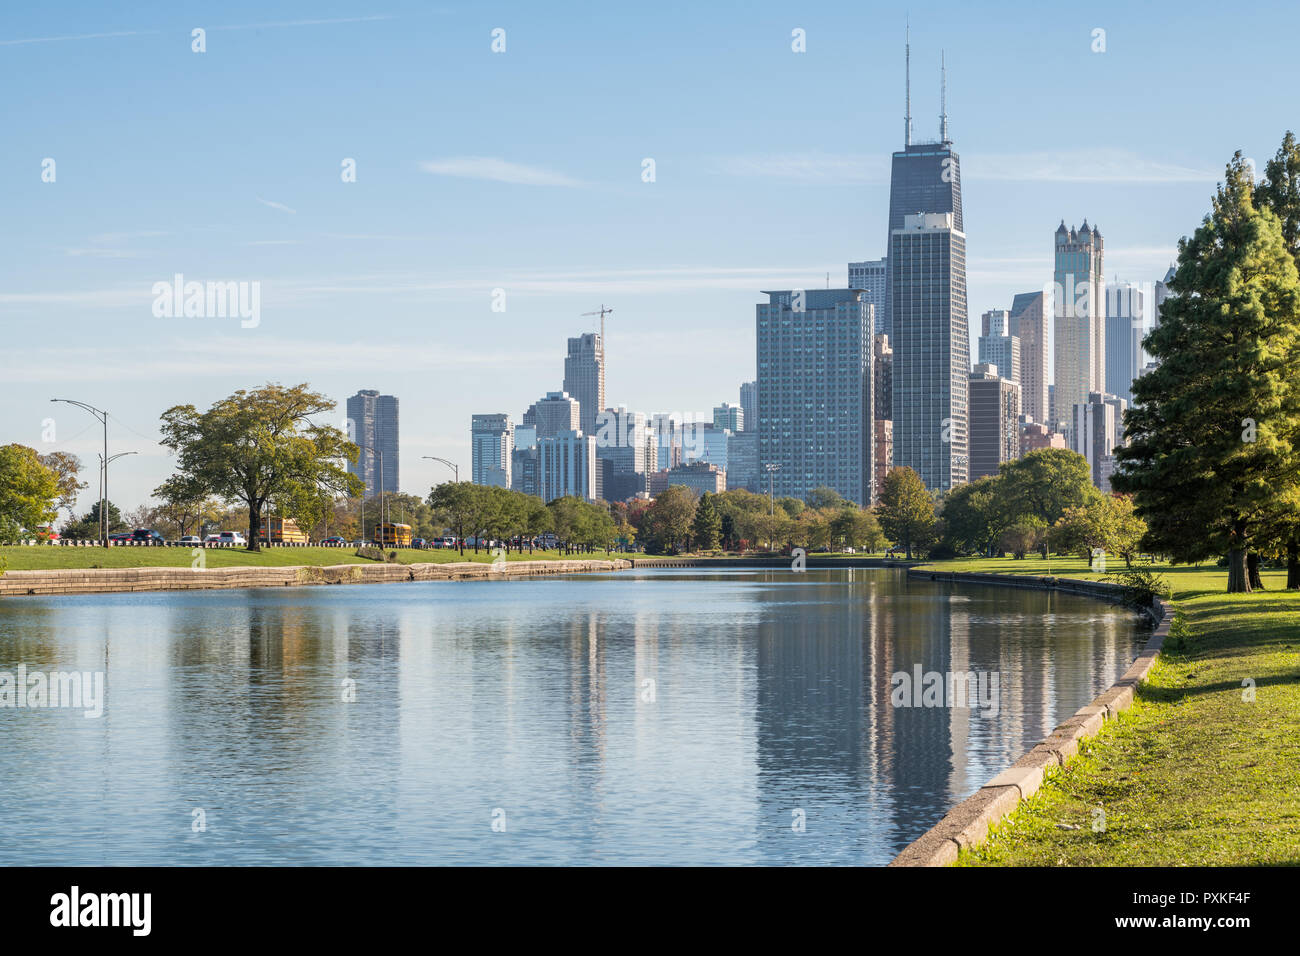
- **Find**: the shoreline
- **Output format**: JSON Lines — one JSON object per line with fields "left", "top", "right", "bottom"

{"left": 890, "top": 568, "right": 1172, "bottom": 867}
{"left": 0, "top": 559, "right": 634, "bottom": 598}
{"left": 0, "top": 555, "right": 920, "bottom": 597}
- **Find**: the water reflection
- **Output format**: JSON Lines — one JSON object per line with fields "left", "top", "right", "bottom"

{"left": 0, "top": 569, "right": 1145, "bottom": 865}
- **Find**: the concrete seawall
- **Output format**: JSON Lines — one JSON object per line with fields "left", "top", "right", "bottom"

{"left": 628, "top": 556, "right": 919, "bottom": 569}
{"left": 889, "top": 568, "right": 1173, "bottom": 866}
{"left": 0, "top": 559, "right": 632, "bottom": 598}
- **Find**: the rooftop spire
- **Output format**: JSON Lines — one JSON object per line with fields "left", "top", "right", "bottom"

{"left": 940, "top": 50, "right": 948, "bottom": 142}
{"left": 904, "top": 20, "right": 912, "bottom": 147}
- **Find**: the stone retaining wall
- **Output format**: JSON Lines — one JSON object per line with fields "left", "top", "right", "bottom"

{"left": 0, "top": 559, "right": 631, "bottom": 598}
{"left": 889, "top": 569, "right": 1173, "bottom": 867}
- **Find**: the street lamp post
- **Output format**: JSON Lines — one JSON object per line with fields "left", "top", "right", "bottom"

{"left": 97, "top": 452, "right": 137, "bottom": 541}
{"left": 51, "top": 399, "right": 109, "bottom": 547}
{"left": 422, "top": 456, "right": 458, "bottom": 484}
{"left": 764, "top": 463, "right": 780, "bottom": 552}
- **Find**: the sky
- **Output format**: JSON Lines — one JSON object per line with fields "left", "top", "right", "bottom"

{"left": 4, "top": 0, "right": 1297, "bottom": 516}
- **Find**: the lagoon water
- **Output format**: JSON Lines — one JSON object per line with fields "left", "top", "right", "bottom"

{"left": 0, "top": 567, "right": 1145, "bottom": 865}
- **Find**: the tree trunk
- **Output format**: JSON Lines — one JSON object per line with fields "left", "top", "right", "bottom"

{"left": 1226, "top": 548, "right": 1251, "bottom": 593}
{"left": 1247, "top": 551, "right": 1265, "bottom": 590}
{"left": 1287, "top": 538, "right": 1300, "bottom": 589}
{"left": 248, "top": 507, "right": 260, "bottom": 552}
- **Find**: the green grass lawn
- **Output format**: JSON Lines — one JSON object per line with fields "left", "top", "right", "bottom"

{"left": 917, "top": 556, "right": 1300, "bottom": 866}
{"left": 0, "top": 545, "right": 634, "bottom": 571}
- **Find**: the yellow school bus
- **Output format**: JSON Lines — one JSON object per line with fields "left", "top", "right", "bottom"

{"left": 262, "top": 517, "right": 309, "bottom": 544}
{"left": 378, "top": 522, "right": 413, "bottom": 547}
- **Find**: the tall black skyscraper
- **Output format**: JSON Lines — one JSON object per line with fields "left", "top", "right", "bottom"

{"left": 886, "top": 38, "right": 969, "bottom": 491}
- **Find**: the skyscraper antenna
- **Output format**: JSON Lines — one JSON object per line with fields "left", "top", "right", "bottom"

{"left": 940, "top": 50, "right": 948, "bottom": 142}
{"left": 904, "top": 20, "right": 912, "bottom": 146}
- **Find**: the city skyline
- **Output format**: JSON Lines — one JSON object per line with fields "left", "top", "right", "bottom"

{"left": 4, "top": 0, "right": 1280, "bottom": 512}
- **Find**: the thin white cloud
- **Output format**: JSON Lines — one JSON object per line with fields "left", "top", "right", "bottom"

{"left": 966, "top": 150, "right": 1216, "bottom": 183}
{"left": 419, "top": 157, "right": 584, "bottom": 187}
{"left": 1, "top": 336, "right": 556, "bottom": 383}
{"left": 244, "top": 239, "right": 302, "bottom": 246}
{"left": 0, "top": 265, "right": 851, "bottom": 311}
{"left": 89, "top": 231, "right": 169, "bottom": 244}
{"left": 0, "top": 29, "right": 159, "bottom": 47}
{"left": 257, "top": 197, "right": 297, "bottom": 214}
{"left": 65, "top": 247, "right": 142, "bottom": 259}
{"left": 713, "top": 153, "right": 889, "bottom": 184}
{"left": 211, "top": 16, "right": 393, "bottom": 31}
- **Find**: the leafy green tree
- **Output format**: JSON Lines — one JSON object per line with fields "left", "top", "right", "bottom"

{"left": 154, "top": 474, "right": 220, "bottom": 538}
{"left": 776, "top": 497, "right": 804, "bottom": 518}
{"left": 939, "top": 476, "right": 1008, "bottom": 556}
{"left": 1000, "top": 515, "right": 1046, "bottom": 559}
{"left": 0, "top": 444, "right": 61, "bottom": 541}
{"left": 642, "top": 485, "right": 696, "bottom": 554}
{"left": 160, "top": 383, "right": 362, "bottom": 552}
{"left": 37, "top": 451, "right": 87, "bottom": 522}
{"left": 1253, "top": 131, "right": 1300, "bottom": 585}
{"left": 1115, "top": 154, "right": 1300, "bottom": 592}
{"left": 998, "top": 449, "right": 1097, "bottom": 535}
{"left": 877, "top": 467, "right": 936, "bottom": 558}
{"left": 62, "top": 500, "right": 127, "bottom": 539}
{"left": 1256, "top": 131, "right": 1300, "bottom": 262}
{"left": 427, "top": 482, "right": 484, "bottom": 555}
{"left": 691, "top": 492, "right": 722, "bottom": 551}
{"left": 805, "top": 486, "right": 845, "bottom": 511}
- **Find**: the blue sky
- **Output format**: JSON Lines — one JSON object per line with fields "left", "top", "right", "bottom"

{"left": 4, "top": 0, "right": 1295, "bottom": 514}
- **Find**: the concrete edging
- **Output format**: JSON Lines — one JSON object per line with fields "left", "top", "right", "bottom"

{"left": 888, "top": 569, "right": 1173, "bottom": 867}
{"left": 0, "top": 559, "right": 632, "bottom": 598}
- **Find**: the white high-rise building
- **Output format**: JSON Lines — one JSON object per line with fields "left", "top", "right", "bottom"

{"left": 538, "top": 430, "right": 597, "bottom": 502}
{"left": 471, "top": 414, "right": 512, "bottom": 488}
{"left": 848, "top": 257, "right": 888, "bottom": 335}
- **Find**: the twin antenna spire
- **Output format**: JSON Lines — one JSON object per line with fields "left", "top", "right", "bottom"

{"left": 903, "top": 21, "right": 949, "bottom": 146}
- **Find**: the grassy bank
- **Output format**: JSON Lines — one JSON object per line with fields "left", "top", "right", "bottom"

{"left": 918, "top": 556, "right": 1300, "bottom": 866}
{"left": 0, "top": 545, "right": 634, "bottom": 572}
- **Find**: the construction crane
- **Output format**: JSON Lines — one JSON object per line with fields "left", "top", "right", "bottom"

{"left": 581, "top": 304, "right": 613, "bottom": 356}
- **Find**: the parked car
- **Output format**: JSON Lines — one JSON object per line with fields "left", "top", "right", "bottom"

{"left": 179, "top": 535, "right": 202, "bottom": 545}
{"left": 412, "top": 538, "right": 427, "bottom": 548}
{"left": 322, "top": 535, "right": 347, "bottom": 546}
{"left": 132, "top": 529, "right": 165, "bottom": 543}
{"left": 108, "top": 532, "right": 134, "bottom": 542}
{"left": 204, "top": 531, "right": 247, "bottom": 545}
{"left": 37, "top": 527, "right": 60, "bottom": 541}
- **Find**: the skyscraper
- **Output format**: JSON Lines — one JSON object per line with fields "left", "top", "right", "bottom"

{"left": 873, "top": 334, "right": 893, "bottom": 501}
{"left": 978, "top": 309, "right": 1020, "bottom": 386}
{"left": 968, "top": 364, "right": 1020, "bottom": 480}
{"left": 1071, "top": 391, "right": 1121, "bottom": 490}
{"left": 739, "top": 381, "right": 757, "bottom": 432}
{"left": 1009, "top": 290, "right": 1049, "bottom": 425}
{"left": 1105, "top": 279, "right": 1146, "bottom": 406}
{"left": 525, "top": 391, "right": 581, "bottom": 439}
{"left": 346, "top": 389, "right": 399, "bottom": 497}
{"left": 712, "top": 402, "right": 743, "bottom": 433}
{"left": 510, "top": 426, "right": 539, "bottom": 497}
{"left": 890, "top": 212, "right": 969, "bottom": 490}
{"left": 885, "top": 40, "right": 967, "bottom": 490}
{"left": 1053, "top": 220, "right": 1105, "bottom": 439}
{"left": 471, "top": 414, "right": 512, "bottom": 488}
{"left": 848, "top": 257, "right": 888, "bottom": 334}
{"left": 756, "top": 288, "right": 874, "bottom": 504}
{"left": 563, "top": 332, "right": 605, "bottom": 438}
{"left": 595, "top": 406, "right": 657, "bottom": 502}
{"left": 538, "top": 430, "right": 597, "bottom": 502}
{"left": 873, "top": 333, "right": 893, "bottom": 421}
